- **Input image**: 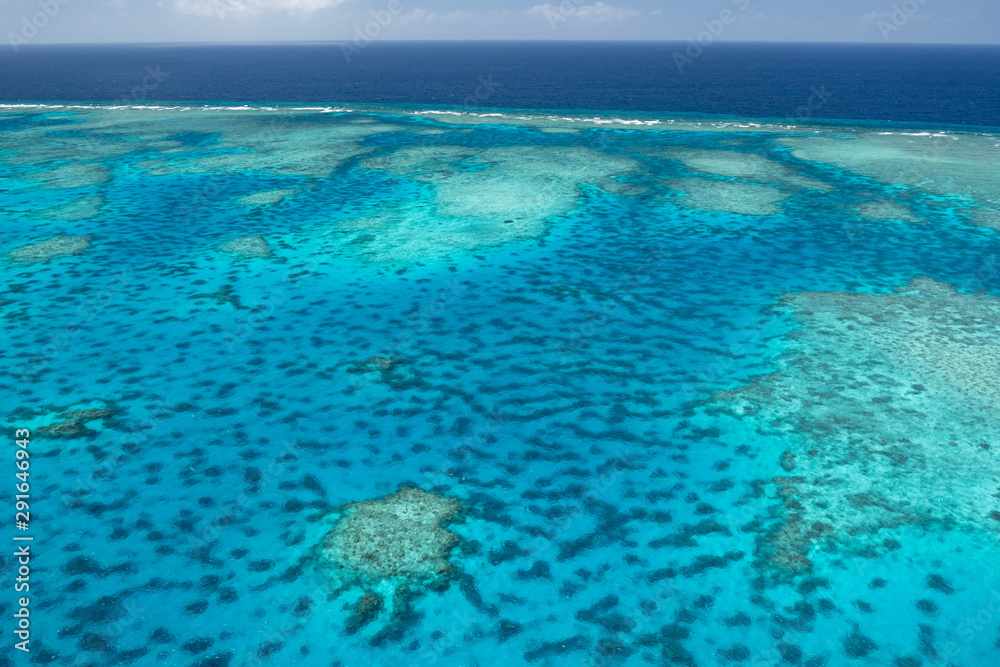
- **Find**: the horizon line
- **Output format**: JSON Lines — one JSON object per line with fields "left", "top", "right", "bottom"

{"left": 6, "top": 39, "right": 1000, "bottom": 48}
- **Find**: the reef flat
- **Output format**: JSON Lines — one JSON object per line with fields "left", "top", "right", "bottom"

{"left": 712, "top": 278, "right": 1000, "bottom": 574}
{"left": 320, "top": 486, "right": 462, "bottom": 587}
{"left": 219, "top": 235, "right": 273, "bottom": 259}
{"left": 7, "top": 234, "right": 93, "bottom": 262}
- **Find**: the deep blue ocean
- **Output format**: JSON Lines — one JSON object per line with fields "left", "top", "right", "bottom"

{"left": 1, "top": 42, "right": 999, "bottom": 126}
{"left": 1, "top": 42, "right": 1000, "bottom": 667}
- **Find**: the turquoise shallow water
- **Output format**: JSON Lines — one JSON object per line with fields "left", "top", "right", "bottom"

{"left": 1, "top": 105, "right": 999, "bottom": 667}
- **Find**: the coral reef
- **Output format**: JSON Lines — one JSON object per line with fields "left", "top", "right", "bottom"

{"left": 40, "top": 196, "right": 105, "bottom": 221}
{"left": 192, "top": 284, "right": 246, "bottom": 309}
{"left": 667, "top": 148, "right": 833, "bottom": 192}
{"left": 35, "top": 408, "right": 112, "bottom": 439}
{"left": 345, "top": 592, "right": 384, "bottom": 635}
{"left": 8, "top": 235, "right": 93, "bottom": 263}
{"left": 234, "top": 188, "right": 298, "bottom": 207}
{"left": 320, "top": 486, "right": 462, "bottom": 586}
{"left": 134, "top": 117, "right": 404, "bottom": 178}
{"left": 712, "top": 278, "right": 1000, "bottom": 574}
{"left": 219, "top": 235, "right": 273, "bottom": 259}
{"left": 328, "top": 144, "right": 641, "bottom": 262}
{"left": 7, "top": 403, "right": 115, "bottom": 441}
{"left": 26, "top": 163, "right": 110, "bottom": 189}
{"left": 6, "top": 104, "right": 1000, "bottom": 665}
{"left": 857, "top": 200, "right": 922, "bottom": 223}
{"left": 347, "top": 357, "right": 396, "bottom": 374}
{"left": 780, "top": 132, "right": 1000, "bottom": 230}
{"left": 316, "top": 487, "right": 464, "bottom": 633}
{"left": 662, "top": 147, "right": 833, "bottom": 216}
{"left": 668, "top": 178, "right": 787, "bottom": 216}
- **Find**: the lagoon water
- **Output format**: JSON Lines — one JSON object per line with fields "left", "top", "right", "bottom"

{"left": 1, "top": 43, "right": 1000, "bottom": 667}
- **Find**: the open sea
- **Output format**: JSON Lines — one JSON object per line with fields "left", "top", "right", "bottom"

{"left": 1, "top": 43, "right": 999, "bottom": 667}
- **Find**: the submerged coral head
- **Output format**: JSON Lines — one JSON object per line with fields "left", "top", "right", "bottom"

{"left": 8, "top": 235, "right": 93, "bottom": 263}
{"left": 320, "top": 486, "right": 462, "bottom": 587}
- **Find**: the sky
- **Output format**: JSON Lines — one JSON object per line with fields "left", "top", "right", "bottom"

{"left": 2, "top": 0, "right": 998, "bottom": 46}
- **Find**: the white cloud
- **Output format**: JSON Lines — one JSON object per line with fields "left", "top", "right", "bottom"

{"left": 574, "top": 2, "right": 639, "bottom": 21}
{"left": 400, "top": 7, "right": 435, "bottom": 23}
{"left": 395, "top": 8, "right": 483, "bottom": 25}
{"left": 859, "top": 9, "right": 931, "bottom": 27}
{"left": 483, "top": 9, "right": 519, "bottom": 24}
{"left": 528, "top": 2, "right": 640, "bottom": 24}
{"left": 173, "top": 0, "right": 348, "bottom": 18}
{"left": 440, "top": 10, "right": 474, "bottom": 23}
{"left": 859, "top": 11, "right": 889, "bottom": 26}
